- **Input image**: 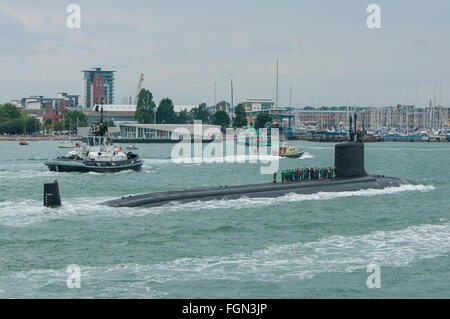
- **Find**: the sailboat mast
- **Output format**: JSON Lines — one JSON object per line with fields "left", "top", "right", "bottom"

{"left": 214, "top": 81, "right": 217, "bottom": 107}
{"left": 230, "top": 79, "right": 234, "bottom": 125}
{"left": 289, "top": 86, "right": 292, "bottom": 108}
{"left": 275, "top": 59, "right": 279, "bottom": 109}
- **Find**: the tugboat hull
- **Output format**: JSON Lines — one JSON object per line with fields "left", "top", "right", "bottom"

{"left": 45, "top": 158, "right": 142, "bottom": 173}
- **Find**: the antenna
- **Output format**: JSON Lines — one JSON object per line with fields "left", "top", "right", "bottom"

{"left": 214, "top": 81, "right": 217, "bottom": 106}
{"left": 289, "top": 86, "right": 292, "bottom": 108}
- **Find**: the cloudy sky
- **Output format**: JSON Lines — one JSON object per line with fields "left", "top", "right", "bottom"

{"left": 0, "top": 0, "right": 449, "bottom": 107}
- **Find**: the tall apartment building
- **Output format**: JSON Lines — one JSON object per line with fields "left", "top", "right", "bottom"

{"left": 81, "top": 67, "right": 115, "bottom": 108}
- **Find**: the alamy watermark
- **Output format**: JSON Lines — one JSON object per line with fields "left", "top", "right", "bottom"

{"left": 169, "top": 121, "right": 280, "bottom": 174}
{"left": 66, "top": 264, "right": 81, "bottom": 289}
{"left": 366, "top": 4, "right": 381, "bottom": 29}
{"left": 66, "top": 4, "right": 81, "bottom": 29}
{"left": 366, "top": 264, "right": 381, "bottom": 288}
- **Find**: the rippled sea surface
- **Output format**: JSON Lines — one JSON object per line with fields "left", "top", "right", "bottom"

{"left": 0, "top": 140, "right": 449, "bottom": 298}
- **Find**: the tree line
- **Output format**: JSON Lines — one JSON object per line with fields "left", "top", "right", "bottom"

{"left": 0, "top": 103, "right": 90, "bottom": 134}
{"left": 135, "top": 89, "right": 272, "bottom": 130}
{"left": 1, "top": 89, "right": 273, "bottom": 134}
{"left": 0, "top": 103, "right": 41, "bottom": 134}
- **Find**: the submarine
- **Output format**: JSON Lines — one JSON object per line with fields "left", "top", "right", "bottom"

{"left": 103, "top": 113, "right": 412, "bottom": 208}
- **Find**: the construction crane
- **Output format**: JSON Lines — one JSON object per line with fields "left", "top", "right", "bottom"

{"left": 134, "top": 73, "right": 144, "bottom": 104}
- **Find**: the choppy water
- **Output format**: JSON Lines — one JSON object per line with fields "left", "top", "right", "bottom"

{"left": 0, "top": 141, "right": 448, "bottom": 298}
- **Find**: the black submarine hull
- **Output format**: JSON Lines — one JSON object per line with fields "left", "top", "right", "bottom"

{"left": 102, "top": 175, "right": 411, "bottom": 208}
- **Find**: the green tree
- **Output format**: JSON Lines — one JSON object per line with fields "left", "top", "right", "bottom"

{"left": 254, "top": 112, "right": 272, "bottom": 129}
{"left": 0, "top": 118, "right": 24, "bottom": 134}
{"left": 0, "top": 104, "right": 43, "bottom": 134}
{"left": 0, "top": 103, "right": 21, "bottom": 121}
{"left": 215, "top": 101, "right": 230, "bottom": 112}
{"left": 212, "top": 110, "right": 230, "bottom": 129}
{"left": 64, "top": 110, "right": 88, "bottom": 128}
{"left": 24, "top": 116, "right": 41, "bottom": 134}
{"left": 233, "top": 103, "right": 247, "bottom": 128}
{"left": 53, "top": 121, "right": 64, "bottom": 131}
{"left": 156, "top": 98, "right": 176, "bottom": 124}
{"left": 189, "top": 103, "right": 210, "bottom": 123}
{"left": 53, "top": 110, "right": 87, "bottom": 132}
{"left": 135, "top": 89, "right": 156, "bottom": 124}
{"left": 176, "top": 109, "right": 190, "bottom": 124}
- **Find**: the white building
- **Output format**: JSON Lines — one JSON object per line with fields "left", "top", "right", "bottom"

{"left": 119, "top": 123, "right": 221, "bottom": 140}
{"left": 91, "top": 104, "right": 136, "bottom": 112}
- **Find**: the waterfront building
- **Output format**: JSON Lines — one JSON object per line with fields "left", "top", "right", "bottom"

{"left": 244, "top": 98, "right": 274, "bottom": 114}
{"left": 11, "top": 94, "right": 79, "bottom": 111}
{"left": 84, "top": 104, "right": 137, "bottom": 125}
{"left": 57, "top": 93, "right": 79, "bottom": 109}
{"left": 242, "top": 98, "right": 296, "bottom": 134}
{"left": 10, "top": 94, "right": 80, "bottom": 126}
{"left": 43, "top": 100, "right": 70, "bottom": 126}
{"left": 84, "top": 107, "right": 136, "bottom": 125}
{"left": 91, "top": 104, "right": 136, "bottom": 113}
{"left": 119, "top": 123, "right": 221, "bottom": 141}
{"left": 81, "top": 67, "right": 115, "bottom": 108}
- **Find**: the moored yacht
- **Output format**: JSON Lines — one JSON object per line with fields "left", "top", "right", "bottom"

{"left": 58, "top": 139, "right": 78, "bottom": 148}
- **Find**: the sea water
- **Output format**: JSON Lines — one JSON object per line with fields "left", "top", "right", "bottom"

{"left": 0, "top": 141, "right": 448, "bottom": 298}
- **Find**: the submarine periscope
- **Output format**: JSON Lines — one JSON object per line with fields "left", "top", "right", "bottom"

{"left": 103, "top": 113, "right": 412, "bottom": 208}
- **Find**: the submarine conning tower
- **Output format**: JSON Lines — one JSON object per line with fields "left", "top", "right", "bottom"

{"left": 334, "top": 112, "right": 368, "bottom": 178}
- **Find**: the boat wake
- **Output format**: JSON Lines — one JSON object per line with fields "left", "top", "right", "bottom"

{"left": 0, "top": 169, "right": 69, "bottom": 180}
{"left": 145, "top": 183, "right": 435, "bottom": 213}
{"left": 143, "top": 153, "right": 314, "bottom": 166}
{"left": 0, "top": 197, "right": 124, "bottom": 227}
{"left": 100, "top": 221, "right": 450, "bottom": 283}
{"left": 299, "top": 151, "right": 314, "bottom": 159}
{"left": 2, "top": 221, "right": 449, "bottom": 297}
{"left": 0, "top": 184, "right": 434, "bottom": 227}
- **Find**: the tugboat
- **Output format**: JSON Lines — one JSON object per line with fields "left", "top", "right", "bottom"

{"left": 44, "top": 106, "right": 142, "bottom": 173}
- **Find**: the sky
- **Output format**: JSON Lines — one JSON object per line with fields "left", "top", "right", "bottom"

{"left": 0, "top": 0, "right": 449, "bottom": 107}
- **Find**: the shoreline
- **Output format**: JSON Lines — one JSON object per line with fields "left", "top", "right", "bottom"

{"left": 0, "top": 135, "right": 82, "bottom": 141}
{"left": 0, "top": 136, "right": 448, "bottom": 143}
